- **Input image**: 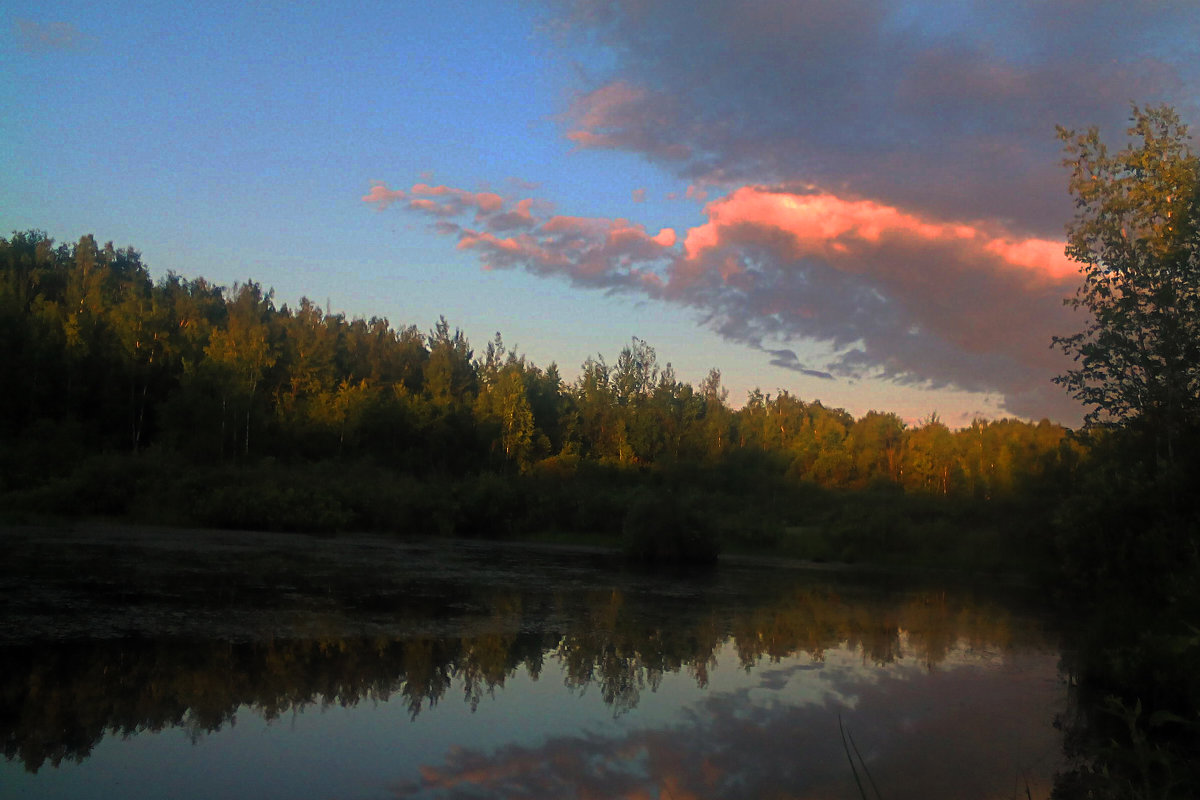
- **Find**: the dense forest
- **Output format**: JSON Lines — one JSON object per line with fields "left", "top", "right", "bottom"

{"left": 0, "top": 227, "right": 1083, "bottom": 567}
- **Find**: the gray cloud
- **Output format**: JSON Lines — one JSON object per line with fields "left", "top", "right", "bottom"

{"left": 551, "top": 0, "right": 1199, "bottom": 238}
{"left": 762, "top": 347, "right": 835, "bottom": 379}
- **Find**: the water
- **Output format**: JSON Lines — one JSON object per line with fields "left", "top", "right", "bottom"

{"left": 0, "top": 525, "right": 1065, "bottom": 799}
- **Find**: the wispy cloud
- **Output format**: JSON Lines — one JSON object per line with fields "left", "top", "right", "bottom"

{"left": 13, "top": 18, "right": 93, "bottom": 53}
{"left": 761, "top": 347, "right": 833, "bottom": 379}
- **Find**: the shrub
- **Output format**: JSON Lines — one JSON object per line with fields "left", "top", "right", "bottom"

{"left": 621, "top": 489, "right": 719, "bottom": 565}
{"left": 186, "top": 465, "right": 352, "bottom": 533}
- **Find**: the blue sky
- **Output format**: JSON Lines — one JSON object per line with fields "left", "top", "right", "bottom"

{"left": 3, "top": 1, "right": 1197, "bottom": 426}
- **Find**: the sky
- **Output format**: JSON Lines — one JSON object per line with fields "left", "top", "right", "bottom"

{"left": 3, "top": 1, "right": 1198, "bottom": 427}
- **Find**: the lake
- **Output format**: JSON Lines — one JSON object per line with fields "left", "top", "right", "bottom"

{"left": 0, "top": 524, "right": 1066, "bottom": 799}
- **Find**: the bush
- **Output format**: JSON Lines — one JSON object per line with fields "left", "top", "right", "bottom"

{"left": 186, "top": 465, "right": 352, "bottom": 533}
{"left": 3, "top": 451, "right": 154, "bottom": 517}
{"left": 322, "top": 466, "right": 445, "bottom": 535}
{"left": 452, "top": 472, "right": 527, "bottom": 538}
{"left": 621, "top": 489, "right": 719, "bottom": 565}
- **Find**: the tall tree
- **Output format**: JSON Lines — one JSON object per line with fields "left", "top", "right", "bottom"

{"left": 204, "top": 282, "right": 278, "bottom": 455}
{"left": 425, "top": 317, "right": 475, "bottom": 407}
{"left": 108, "top": 246, "right": 163, "bottom": 449}
{"left": 1054, "top": 105, "right": 1200, "bottom": 468}
{"left": 493, "top": 365, "right": 535, "bottom": 465}
{"left": 698, "top": 368, "right": 733, "bottom": 459}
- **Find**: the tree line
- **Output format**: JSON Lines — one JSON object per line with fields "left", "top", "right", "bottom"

{"left": 0, "top": 229, "right": 1080, "bottom": 502}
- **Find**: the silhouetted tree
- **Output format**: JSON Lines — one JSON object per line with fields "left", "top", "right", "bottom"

{"left": 1054, "top": 105, "right": 1200, "bottom": 469}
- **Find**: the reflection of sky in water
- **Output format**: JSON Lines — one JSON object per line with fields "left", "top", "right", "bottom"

{"left": 2, "top": 637, "right": 1064, "bottom": 800}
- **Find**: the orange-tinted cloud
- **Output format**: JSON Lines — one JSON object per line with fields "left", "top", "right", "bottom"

{"left": 456, "top": 211, "right": 676, "bottom": 286}
{"left": 669, "top": 187, "right": 1082, "bottom": 419}
{"left": 486, "top": 198, "right": 538, "bottom": 231}
{"left": 679, "top": 187, "right": 1075, "bottom": 282}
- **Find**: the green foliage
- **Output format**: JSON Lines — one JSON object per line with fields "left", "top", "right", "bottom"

{"left": 1055, "top": 105, "right": 1200, "bottom": 461}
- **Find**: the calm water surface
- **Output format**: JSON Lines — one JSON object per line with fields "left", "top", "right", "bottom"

{"left": 0, "top": 525, "right": 1065, "bottom": 799}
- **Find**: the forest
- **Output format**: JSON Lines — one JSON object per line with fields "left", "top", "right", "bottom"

{"left": 0, "top": 227, "right": 1082, "bottom": 568}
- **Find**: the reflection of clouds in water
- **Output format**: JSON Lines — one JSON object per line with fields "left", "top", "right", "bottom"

{"left": 748, "top": 634, "right": 1025, "bottom": 713}
{"left": 755, "top": 662, "right": 821, "bottom": 691}
{"left": 394, "top": 642, "right": 1064, "bottom": 800}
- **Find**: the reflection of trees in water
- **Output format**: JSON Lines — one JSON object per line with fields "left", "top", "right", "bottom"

{"left": 0, "top": 584, "right": 1044, "bottom": 772}
{"left": 730, "top": 587, "right": 1018, "bottom": 670}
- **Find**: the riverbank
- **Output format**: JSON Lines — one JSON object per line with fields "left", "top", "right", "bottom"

{"left": 0, "top": 450, "right": 1058, "bottom": 580}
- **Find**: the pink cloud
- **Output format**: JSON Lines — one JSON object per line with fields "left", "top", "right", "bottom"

{"left": 446, "top": 204, "right": 676, "bottom": 286}
{"left": 411, "top": 183, "right": 504, "bottom": 215}
{"left": 457, "top": 231, "right": 562, "bottom": 270}
{"left": 487, "top": 198, "right": 539, "bottom": 231}
{"left": 680, "top": 187, "right": 1075, "bottom": 283}
{"left": 573, "top": 82, "right": 646, "bottom": 128}
{"left": 632, "top": 188, "right": 647, "bottom": 203}
{"left": 362, "top": 182, "right": 406, "bottom": 210}
{"left": 565, "top": 81, "right": 692, "bottom": 160}
{"left": 566, "top": 130, "right": 620, "bottom": 149}
{"left": 408, "top": 197, "right": 456, "bottom": 216}
{"left": 506, "top": 176, "right": 542, "bottom": 191}
{"left": 371, "top": 178, "right": 1085, "bottom": 421}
